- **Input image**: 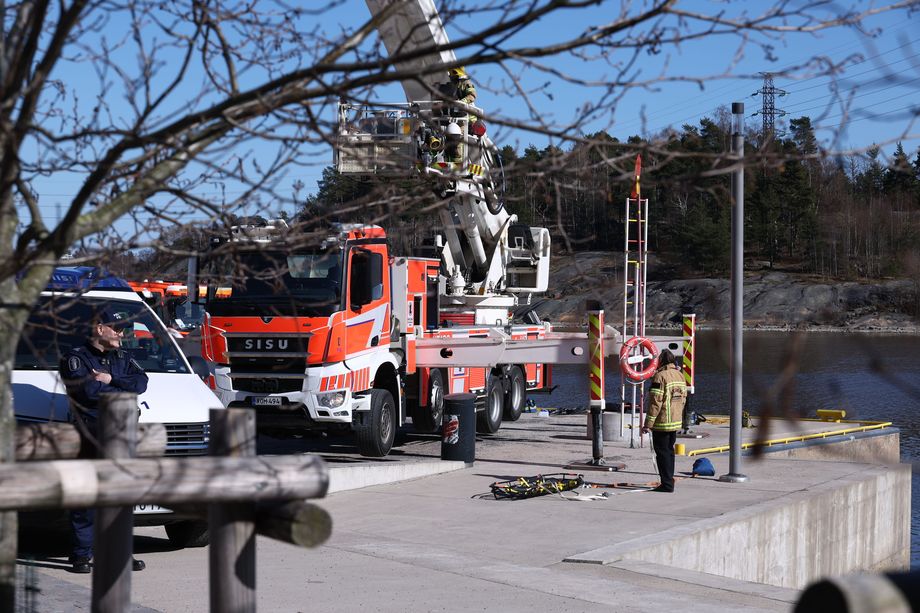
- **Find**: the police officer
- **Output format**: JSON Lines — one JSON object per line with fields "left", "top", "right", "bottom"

{"left": 640, "top": 349, "right": 688, "bottom": 493}
{"left": 60, "top": 307, "right": 149, "bottom": 573}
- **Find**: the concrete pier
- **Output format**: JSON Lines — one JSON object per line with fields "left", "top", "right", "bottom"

{"left": 17, "top": 413, "right": 910, "bottom": 612}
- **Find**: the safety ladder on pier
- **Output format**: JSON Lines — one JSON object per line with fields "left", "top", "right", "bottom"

{"left": 621, "top": 155, "right": 648, "bottom": 447}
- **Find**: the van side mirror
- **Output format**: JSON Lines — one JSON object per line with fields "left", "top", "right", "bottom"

{"left": 350, "top": 249, "right": 384, "bottom": 308}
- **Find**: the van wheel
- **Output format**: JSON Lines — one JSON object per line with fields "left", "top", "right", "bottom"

{"left": 356, "top": 389, "right": 396, "bottom": 457}
{"left": 411, "top": 369, "right": 445, "bottom": 434}
{"left": 165, "top": 521, "right": 209, "bottom": 549}
{"left": 476, "top": 375, "right": 503, "bottom": 434}
{"left": 503, "top": 366, "right": 526, "bottom": 422}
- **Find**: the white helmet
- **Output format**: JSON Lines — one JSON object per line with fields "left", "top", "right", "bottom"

{"left": 445, "top": 122, "right": 462, "bottom": 138}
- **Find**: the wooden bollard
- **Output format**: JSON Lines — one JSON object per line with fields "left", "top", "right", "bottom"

{"left": 209, "top": 408, "right": 256, "bottom": 613}
{"left": 256, "top": 500, "right": 332, "bottom": 549}
{"left": 174, "top": 500, "right": 332, "bottom": 550}
{"left": 92, "top": 393, "right": 137, "bottom": 613}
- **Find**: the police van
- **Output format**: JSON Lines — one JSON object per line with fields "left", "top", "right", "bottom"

{"left": 13, "top": 267, "right": 220, "bottom": 548}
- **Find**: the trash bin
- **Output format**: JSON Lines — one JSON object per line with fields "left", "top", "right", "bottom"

{"left": 441, "top": 393, "right": 475, "bottom": 463}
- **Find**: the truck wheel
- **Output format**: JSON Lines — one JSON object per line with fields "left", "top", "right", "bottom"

{"left": 503, "top": 366, "right": 526, "bottom": 422}
{"left": 476, "top": 375, "right": 503, "bottom": 434}
{"left": 356, "top": 389, "right": 397, "bottom": 457}
{"left": 411, "top": 369, "right": 445, "bottom": 434}
{"left": 165, "top": 520, "right": 209, "bottom": 549}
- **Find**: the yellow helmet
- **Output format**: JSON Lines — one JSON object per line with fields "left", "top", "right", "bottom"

{"left": 448, "top": 66, "right": 467, "bottom": 79}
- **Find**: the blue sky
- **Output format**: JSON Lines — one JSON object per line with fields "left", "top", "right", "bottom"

{"left": 25, "top": 1, "right": 920, "bottom": 233}
{"left": 441, "top": 1, "right": 920, "bottom": 157}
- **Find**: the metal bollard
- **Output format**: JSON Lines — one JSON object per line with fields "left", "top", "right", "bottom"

{"left": 441, "top": 393, "right": 475, "bottom": 463}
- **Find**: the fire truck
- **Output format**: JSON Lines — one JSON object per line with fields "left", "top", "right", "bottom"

{"left": 199, "top": 217, "right": 555, "bottom": 457}
{"left": 195, "top": 0, "right": 691, "bottom": 457}
{"left": 128, "top": 280, "right": 207, "bottom": 339}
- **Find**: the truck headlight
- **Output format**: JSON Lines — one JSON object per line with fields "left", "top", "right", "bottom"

{"left": 317, "top": 391, "right": 346, "bottom": 409}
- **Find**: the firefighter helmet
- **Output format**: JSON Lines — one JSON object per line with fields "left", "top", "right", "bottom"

{"left": 448, "top": 66, "right": 467, "bottom": 80}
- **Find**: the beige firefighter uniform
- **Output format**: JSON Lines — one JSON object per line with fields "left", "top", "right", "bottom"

{"left": 644, "top": 363, "right": 688, "bottom": 431}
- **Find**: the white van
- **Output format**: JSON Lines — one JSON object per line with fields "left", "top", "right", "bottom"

{"left": 13, "top": 267, "right": 221, "bottom": 548}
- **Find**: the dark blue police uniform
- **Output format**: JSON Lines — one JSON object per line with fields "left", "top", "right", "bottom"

{"left": 60, "top": 343, "right": 148, "bottom": 564}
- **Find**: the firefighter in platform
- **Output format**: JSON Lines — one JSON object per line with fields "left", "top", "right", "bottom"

{"left": 447, "top": 66, "right": 477, "bottom": 112}
{"left": 60, "top": 307, "right": 149, "bottom": 573}
{"left": 437, "top": 67, "right": 478, "bottom": 164}
{"left": 640, "top": 349, "right": 688, "bottom": 493}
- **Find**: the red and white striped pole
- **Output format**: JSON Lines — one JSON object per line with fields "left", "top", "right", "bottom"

{"left": 587, "top": 301, "right": 605, "bottom": 464}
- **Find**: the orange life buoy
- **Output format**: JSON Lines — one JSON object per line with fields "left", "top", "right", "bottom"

{"left": 619, "top": 336, "right": 660, "bottom": 382}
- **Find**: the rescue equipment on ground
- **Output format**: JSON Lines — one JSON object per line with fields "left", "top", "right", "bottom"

{"left": 490, "top": 473, "right": 584, "bottom": 500}
{"left": 618, "top": 336, "right": 660, "bottom": 381}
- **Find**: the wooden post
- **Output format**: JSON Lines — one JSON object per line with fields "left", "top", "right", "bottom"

{"left": 0, "top": 455, "right": 328, "bottom": 510}
{"left": 209, "top": 408, "right": 256, "bottom": 613}
{"left": 92, "top": 393, "right": 138, "bottom": 613}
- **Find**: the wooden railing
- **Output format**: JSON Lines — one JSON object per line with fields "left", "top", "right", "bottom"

{"left": 11, "top": 394, "right": 330, "bottom": 612}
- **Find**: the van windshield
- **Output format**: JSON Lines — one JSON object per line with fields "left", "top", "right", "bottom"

{"left": 15, "top": 296, "right": 190, "bottom": 374}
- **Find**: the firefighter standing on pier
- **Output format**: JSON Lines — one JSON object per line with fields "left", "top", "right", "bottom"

{"left": 641, "top": 349, "right": 688, "bottom": 493}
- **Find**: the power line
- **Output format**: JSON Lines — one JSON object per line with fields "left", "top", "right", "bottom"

{"left": 617, "top": 27, "right": 919, "bottom": 140}
{"left": 783, "top": 75, "right": 920, "bottom": 117}
{"left": 782, "top": 39, "right": 920, "bottom": 94}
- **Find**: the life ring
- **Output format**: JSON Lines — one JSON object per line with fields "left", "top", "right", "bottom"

{"left": 619, "top": 336, "right": 660, "bottom": 382}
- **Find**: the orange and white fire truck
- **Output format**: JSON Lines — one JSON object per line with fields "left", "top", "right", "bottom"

{"left": 199, "top": 218, "right": 556, "bottom": 456}
{"left": 195, "top": 0, "right": 691, "bottom": 457}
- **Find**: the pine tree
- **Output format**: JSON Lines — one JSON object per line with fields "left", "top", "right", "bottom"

{"left": 884, "top": 142, "right": 916, "bottom": 195}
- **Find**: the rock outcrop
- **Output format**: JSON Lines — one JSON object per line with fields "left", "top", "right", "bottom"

{"left": 534, "top": 252, "right": 920, "bottom": 332}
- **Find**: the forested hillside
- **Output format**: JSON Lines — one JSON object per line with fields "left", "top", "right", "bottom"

{"left": 303, "top": 112, "right": 920, "bottom": 283}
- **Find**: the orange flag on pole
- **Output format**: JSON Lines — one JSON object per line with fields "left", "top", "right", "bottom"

{"left": 630, "top": 154, "right": 642, "bottom": 200}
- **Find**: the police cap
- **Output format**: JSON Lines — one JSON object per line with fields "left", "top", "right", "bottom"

{"left": 93, "top": 307, "right": 132, "bottom": 331}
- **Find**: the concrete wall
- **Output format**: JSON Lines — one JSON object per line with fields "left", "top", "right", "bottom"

{"left": 621, "top": 465, "right": 910, "bottom": 589}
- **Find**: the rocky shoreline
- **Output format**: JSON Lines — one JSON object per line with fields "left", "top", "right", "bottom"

{"left": 535, "top": 252, "right": 920, "bottom": 334}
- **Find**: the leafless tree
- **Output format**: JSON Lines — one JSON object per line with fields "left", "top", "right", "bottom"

{"left": 1, "top": 0, "right": 915, "bottom": 606}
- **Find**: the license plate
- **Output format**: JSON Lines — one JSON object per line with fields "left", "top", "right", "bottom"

{"left": 252, "top": 396, "right": 282, "bottom": 406}
{"left": 133, "top": 504, "right": 170, "bottom": 515}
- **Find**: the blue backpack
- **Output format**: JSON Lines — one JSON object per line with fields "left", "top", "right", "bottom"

{"left": 691, "top": 457, "right": 715, "bottom": 477}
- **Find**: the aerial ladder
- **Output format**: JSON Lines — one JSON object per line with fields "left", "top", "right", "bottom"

{"left": 337, "top": 0, "right": 550, "bottom": 326}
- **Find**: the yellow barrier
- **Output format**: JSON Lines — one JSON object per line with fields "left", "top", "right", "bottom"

{"left": 685, "top": 419, "right": 893, "bottom": 457}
